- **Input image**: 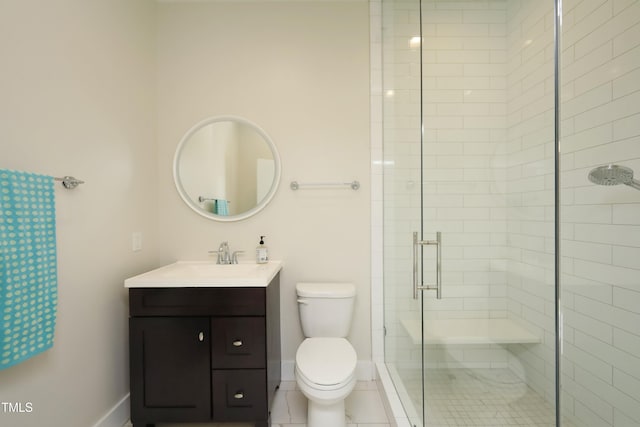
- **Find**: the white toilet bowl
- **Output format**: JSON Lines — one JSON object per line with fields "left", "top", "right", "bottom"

{"left": 295, "top": 337, "right": 357, "bottom": 427}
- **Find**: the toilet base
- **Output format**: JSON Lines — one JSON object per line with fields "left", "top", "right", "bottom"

{"left": 307, "top": 399, "right": 346, "bottom": 427}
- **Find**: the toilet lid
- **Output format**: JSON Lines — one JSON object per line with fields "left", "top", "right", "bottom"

{"left": 296, "top": 337, "right": 357, "bottom": 386}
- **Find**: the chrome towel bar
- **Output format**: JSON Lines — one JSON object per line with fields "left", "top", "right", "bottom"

{"left": 290, "top": 180, "right": 360, "bottom": 191}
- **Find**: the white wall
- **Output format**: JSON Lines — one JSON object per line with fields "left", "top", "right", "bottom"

{"left": 0, "top": 1, "right": 159, "bottom": 426}
{"left": 154, "top": 1, "right": 372, "bottom": 375}
{"left": 1, "top": 1, "right": 372, "bottom": 425}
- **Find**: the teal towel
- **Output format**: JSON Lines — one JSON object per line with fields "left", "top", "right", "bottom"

{"left": 0, "top": 170, "right": 58, "bottom": 370}
{"left": 214, "top": 199, "right": 229, "bottom": 216}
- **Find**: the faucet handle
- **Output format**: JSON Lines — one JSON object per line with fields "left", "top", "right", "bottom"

{"left": 232, "top": 251, "right": 244, "bottom": 264}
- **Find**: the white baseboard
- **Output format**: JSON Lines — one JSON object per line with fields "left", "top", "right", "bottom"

{"left": 92, "top": 393, "right": 130, "bottom": 427}
{"left": 282, "top": 360, "right": 375, "bottom": 382}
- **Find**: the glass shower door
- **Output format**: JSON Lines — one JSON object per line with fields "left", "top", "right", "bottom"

{"left": 383, "top": 0, "right": 558, "bottom": 425}
{"left": 381, "top": 1, "right": 426, "bottom": 424}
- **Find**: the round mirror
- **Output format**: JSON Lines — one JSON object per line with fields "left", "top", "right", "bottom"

{"left": 173, "top": 116, "right": 281, "bottom": 221}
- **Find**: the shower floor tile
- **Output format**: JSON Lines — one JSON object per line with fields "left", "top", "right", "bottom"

{"left": 398, "top": 367, "right": 574, "bottom": 427}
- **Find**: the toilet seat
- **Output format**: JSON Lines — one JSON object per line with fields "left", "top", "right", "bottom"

{"left": 295, "top": 337, "right": 357, "bottom": 388}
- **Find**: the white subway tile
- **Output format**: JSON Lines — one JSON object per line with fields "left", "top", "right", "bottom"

{"left": 436, "top": 49, "right": 491, "bottom": 64}
{"left": 573, "top": 136, "right": 640, "bottom": 168}
{"left": 563, "top": 1, "right": 613, "bottom": 48}
{"left": 563, "top": 239, "right": 612, "bottom": 264}
{"left": 562, "top": 81, "right": 612, "bottom": 119}
{"left": 575, "top": 223, "right": 640, "bottom": 248}
{"left": 614, "top": 112, "right": 640, "bottom": 141}
{"left": 572, "top": 333, "right": 615, "bottom": 384}
{"left": 613, "top": 67, "right": 640, "bottom": 100}
{"left": 612, "top": 203, "right": 640, "bottom": 224}
{"left": 437, "top": 23, "right": 490, "bottom": 37}
{"left": 613, "top": 372, "right": 640, "bottom": 422}
{"left": 423, "top": 10, "right": 462, "bottom": 24}
{"left": 563, "top": 274, "right": 614, "bottom": 304}
{"left": 464, "top": 63, "right": 506, "bottom": 77}
{"left": 463, "top": 115, "right": 506, "bottom": 128}
{"left": 563, "top": 41, "right": 613, "bottom": 85}
{"left": 612, "top": 286, "right": 640, "bottom": 315}
{"left": 574, "top": 44, "right": 640, "bottom": 96}
{"left": 561, "top": 123, "right": 613, "bottom": 155}
{"left": 575, "top": 364, "right": 640, "bottom": 424}
{"left": 564, "top": 305, "right": 614, "bottom": 344}
{"left": 572, "top": 396, "right": 614, "bottom": 427}
{"left": 575, "top": 2, "right": 638, "bottom": 60}
{"left": 562, "top": 204, "right": 612, "bottom": 224}
{"left": 575, "top": 91, "right": 640, "bottom": 135}
{"left": 613, "top": 327, "right": 640, "bottom": 357}
{"left": 576, "top": 294, "right": 640, "bottom": 337}
{"left": 422, "top": 62, "right": 464, "bottom": 76}
{"left": 614, "top": 0, "right": 637, "bottom": 15}
{"left": 463, "top": 10, "right": 506, "bottom": 24}
{"left": 613, "top": 4, "right": 640, "bottom": 56}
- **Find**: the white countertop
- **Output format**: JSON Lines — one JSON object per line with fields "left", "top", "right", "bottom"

{"left": 124, "top": 260, "right": 283, "bottom": 288}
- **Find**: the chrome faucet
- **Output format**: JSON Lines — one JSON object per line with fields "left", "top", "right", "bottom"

{"left": 210, "top": 241, "right": 243, "bottom": 264}
{"left": 217, "top": 241, "right": 230, "bottom": 264}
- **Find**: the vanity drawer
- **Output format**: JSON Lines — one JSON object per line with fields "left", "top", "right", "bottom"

{"left": 212, "top": 369, "right": 267, "bottom": 421}
{"left": 211, "top": 317, "right": 266, "bottom": 368}
{"left": 129, "top": 287, "right": 266, "bottom": 316}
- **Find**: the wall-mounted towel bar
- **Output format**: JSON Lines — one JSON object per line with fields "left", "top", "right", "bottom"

{"left": 54, "top": 176, "right": 84, "bottom": 189}
{"left": 290, "top": 180, "right": 360, "bottom": 191}
{"left": 198, "top": 196, "right": 231, "bottom": 204}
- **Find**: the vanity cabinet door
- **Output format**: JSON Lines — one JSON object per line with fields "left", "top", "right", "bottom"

{"left": 129, "top": 317, "right": 211, "bottom": 423}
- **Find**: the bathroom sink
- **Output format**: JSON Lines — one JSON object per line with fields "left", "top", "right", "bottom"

{"left": 124, "top": 260, "right": 282, "bottom": 288}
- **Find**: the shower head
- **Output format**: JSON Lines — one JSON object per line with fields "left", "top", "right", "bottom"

{"left": 588, "top": 164, "right": 640, "bottom": 190}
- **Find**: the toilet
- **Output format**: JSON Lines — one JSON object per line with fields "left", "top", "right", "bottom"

{"left": 295, "top": 282, "right": 357, "bottom": 427}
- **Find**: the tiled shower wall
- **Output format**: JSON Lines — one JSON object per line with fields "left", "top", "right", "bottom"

{"left": 559, "top": 0, "right": 640, "bottom": 425}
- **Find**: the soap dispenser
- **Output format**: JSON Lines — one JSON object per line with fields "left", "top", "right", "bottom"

{"left": 256, "top": 236, "right": 269, "bottom": 264}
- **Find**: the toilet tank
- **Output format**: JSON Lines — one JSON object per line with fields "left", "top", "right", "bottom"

{"left": 296, "top": 282, "right": 356, "bottom": 338}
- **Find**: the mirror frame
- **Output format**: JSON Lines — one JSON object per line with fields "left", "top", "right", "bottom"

{"left": 173, "top": 115, "right": 281, "bottom": 222}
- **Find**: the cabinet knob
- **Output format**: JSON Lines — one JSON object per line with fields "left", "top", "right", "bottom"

{"left": 198, "top": 332, "right": 204, "bottom": 342}
{"left": 233, "top": 392, "right": 244, "bottom": 399}
{"left": 232, "top": 340, "right": 243, "bottom": 347}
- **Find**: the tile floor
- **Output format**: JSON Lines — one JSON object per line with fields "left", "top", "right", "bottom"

{"left": 124, "top": 380, "right": 392, "bottom": 427}
{"left": 398, "top": 367, "right": 572, "bottom": 427}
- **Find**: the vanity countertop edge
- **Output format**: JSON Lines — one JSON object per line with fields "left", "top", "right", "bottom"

{"left": 124, "top": 260, "right": 283, "bottom": 288}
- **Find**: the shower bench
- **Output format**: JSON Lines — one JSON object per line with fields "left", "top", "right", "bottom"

{"left": 400, "top": 317, "right": 540, "bottom": 345}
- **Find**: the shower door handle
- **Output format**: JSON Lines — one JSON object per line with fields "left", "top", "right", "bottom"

{"left": 413, "top": 231, "right": 442, "bottom": 299}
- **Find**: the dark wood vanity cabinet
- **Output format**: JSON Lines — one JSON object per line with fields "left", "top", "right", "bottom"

{"left": 128, "top": 273, "right": 280, "bottom": 427}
